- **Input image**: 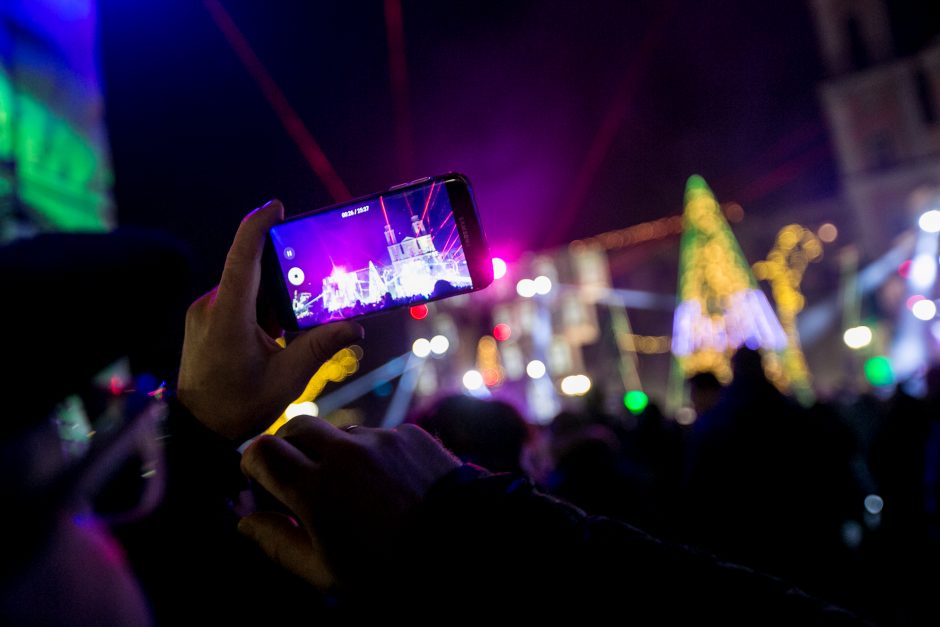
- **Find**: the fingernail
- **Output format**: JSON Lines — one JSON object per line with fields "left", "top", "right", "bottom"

{"left": 262, "top": 199, "right": 285, "bottom": 218}
{"left": 237, "top": 517, "right": 255, "bottom": 538}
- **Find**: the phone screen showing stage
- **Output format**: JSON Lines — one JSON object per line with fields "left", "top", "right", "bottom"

{"left": 269, "top": 181, "right": 475, "bottom": 328}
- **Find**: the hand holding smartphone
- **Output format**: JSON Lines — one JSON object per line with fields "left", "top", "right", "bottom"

{"left": 262, "top": 173, "right": 492, "bottom": 331}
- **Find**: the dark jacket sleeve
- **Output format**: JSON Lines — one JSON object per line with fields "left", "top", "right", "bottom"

{"left": 396, "top": 464, "right": 871, "bottom": 625}
{"left": 119, "top": 400, "right": 327, "bottom": 624}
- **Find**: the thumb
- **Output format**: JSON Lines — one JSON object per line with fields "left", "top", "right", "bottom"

{"left": 271, "top": 321, "right": 364, "bottom": 391}
{"left": 238, "top": 511, "right": 336, "bottom": 591}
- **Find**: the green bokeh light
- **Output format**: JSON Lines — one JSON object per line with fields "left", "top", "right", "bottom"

{"left": 624, "top": 390, "right": 649, "bottom": 415}
{"left": 864, "top": 356, "right": 894, "bottom": 387}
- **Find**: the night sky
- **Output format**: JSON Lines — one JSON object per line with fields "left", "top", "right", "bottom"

{"left": 98, "top": 0, "right": 937, "bottom": 288}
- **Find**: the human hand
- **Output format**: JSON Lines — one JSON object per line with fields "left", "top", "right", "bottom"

{"left": 177, "top": 201, "right": 363, "bottom": 441}
{"left": 237, "top": 416, "right": 461, "bottom": 591}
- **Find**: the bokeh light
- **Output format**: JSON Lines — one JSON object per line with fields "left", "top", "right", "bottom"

{"left": 912, "top": 299, "right": 937, "bottom": 321}
{"left": 560, "top": 374, "right": 592, "bottom": 396}
{"left": 675, "top": 407, "right": 697, "bottom": 426}
{"left": 864, "top": 494, "right": 884, "bottom": 515}
{"left": 462, "top": 369, "right": 484, "bottom": 391}
{"left": 899, "top": 259, "right": 912, "bottom": 278}
{"left": 429, "top": 335, "right": 449, "bottom": 355}
{"left": 493, "top": 323, "right": 512, "bottom": 341}
{"left": 482, "top": 367, "right": 502, "bottom": 387}
{"left": 526, "top": 359, "right": 546, "bottom": 379}
{"left": 817, "top": 222, "right": 838, "bottom": 243}
{"left": 864, "top": 356, "right": 894, "bottom": 387}
{"left": 412, "top": 338, "right": 432, "bottom": 358}
{"left": 516, "top": 279, "right": 536, "bottom": 298}
{"left": 285, "top": 401, "right": 319, "bottom": 419}
{"left": 906, "top": 294, "right": 926, "bottom": 310}
{"left": 409, "top": 304, "right": 429, "bottom": 320}
{"left": 910, "top": 253, "right": 937, "bottom": 288}
{"left": 842, "top": 325, "right": 873, "bottom": 350}
{"left": 919, "top": 209, "right": 940, "bottom": 233}
{"left": 492, "top": 257, "right": 507, "bottom": 280}
{"left": 533, "top": 275, "right": 553, "bottom": 295}
{"left": 724, "top": 202, "right": 744, "bottom": 223}
{"left": 623, "top": 390, "right": 649, "bottom": 414}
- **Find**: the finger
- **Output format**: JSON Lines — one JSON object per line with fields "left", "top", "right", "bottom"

{"left": 238, "top": 512, "right": 336, "bottom": 591}
{"left": 275, "top": 414, "right": 349, "bottom": 459}
{"left": 216, "top": 199, "right": 284, "bottom": 322}
{"left": 268, "top": 321, "right": 363, "bottom": 398}
{"left": 397, "top": 422, "right": 463, "bottom": 463}
{"left": 241, "top": 434, "right": 319, "bottom": 516}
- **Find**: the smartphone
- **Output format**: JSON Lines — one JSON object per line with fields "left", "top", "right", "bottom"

{"left": 262, "top": 173, "right": 493, "bottom": 331}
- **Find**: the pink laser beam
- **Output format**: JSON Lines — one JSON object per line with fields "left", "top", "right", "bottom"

{"left": 203, "top": 0, "right": 351, "bottom": 202}
{"left": 420, "top": 181, "right": 437, "bottom": 222}
{"left": 379, "top": 196, "right": 391, "bottom": 227}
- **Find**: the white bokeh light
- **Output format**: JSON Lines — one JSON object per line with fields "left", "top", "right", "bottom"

{"left": 560, "top": 374, "right": 592, "bottom": 396}
{"left": 412, "top": 338, "right": 432, "bottom": 358}
{"left": 516, "top": 279, "right": 537, "bottom": 298}
{"left": 910, "top": 253, "right": 937, "bottom": 289}
{"left": 526, "top": 359, "right": 547, "bottom": 379}
{"left": 912, "top": 299, "right": 937, "bottom": 321}
{"left": 492, "top": 257, "right": 507, "bottom": 280}
{"left": 285, "top": 401, "right": 319, "bottom": 419}
{"left": 533, "top": 275, "right": 553, "bottom": 295}
{"left": 919, "top": 209, "right": 940, "bottom": 233}
{"left": 463, "top": 369, "right": 484, "bottom": 391}
{"left": 429, "top": 335, "right": 450, "bottom": 355}
{"left": 842, "top": 326, "right": 873, "bottom": 350}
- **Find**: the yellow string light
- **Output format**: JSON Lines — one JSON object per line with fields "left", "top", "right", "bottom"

{"left": 752, "top": 224, "right": 822, "bottom": 402}
{"left": 617, "top": 333, "right": 672, "bottom": 354}
{"left": 265, "top": 345, "right": 363, "bottom": 434}
{"left": 568, "top": 202, "right": 743, "bottom": 253}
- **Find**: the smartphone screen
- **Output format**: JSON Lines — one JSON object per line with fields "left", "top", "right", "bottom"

{"left": 266, "top": 176, "right": 489, "bottom": 329}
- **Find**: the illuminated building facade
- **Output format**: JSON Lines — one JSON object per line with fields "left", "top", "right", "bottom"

{"left": 319, "top": 213, "right": 471, "bottom": 313}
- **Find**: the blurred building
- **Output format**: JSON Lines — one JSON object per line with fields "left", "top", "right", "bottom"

{"left": 810, "top": 0, "right": 940, "bottom": 255}
{"left": 0, "top": 0, "right": 114, "bottom": 241}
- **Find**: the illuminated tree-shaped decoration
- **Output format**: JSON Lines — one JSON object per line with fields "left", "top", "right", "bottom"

{"left": 671, "top": 175, "right": 786, "bottom": 382}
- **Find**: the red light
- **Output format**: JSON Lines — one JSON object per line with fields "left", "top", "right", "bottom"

{"left": 899, "top": 259, "right": 912, "bottom": 278}
{"left": 410, "top": 304, "right": 428, "bottom": 320}
{"left": 109, "top": 375, "right": 124, "bottom": 396}
{"left": 493, "top": 323, "right": 511, "bottom": 341}
{"left": 482, "top": 367, "right": 502, "bottom": 387}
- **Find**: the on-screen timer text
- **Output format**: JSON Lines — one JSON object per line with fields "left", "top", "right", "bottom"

{"left": 341, "top": 205, "right": 370, "bottom": 218}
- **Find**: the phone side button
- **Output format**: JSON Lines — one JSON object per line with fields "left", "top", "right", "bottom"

{"left": 389, "top": 176, "right": 431, "bottom": 191}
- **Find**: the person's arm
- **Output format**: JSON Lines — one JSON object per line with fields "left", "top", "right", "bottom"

{"left": 240, "top": 416, "right": 870, "bottom": 623}
{"left": 409, "top": 465, "right": 870, "bottom": 623}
